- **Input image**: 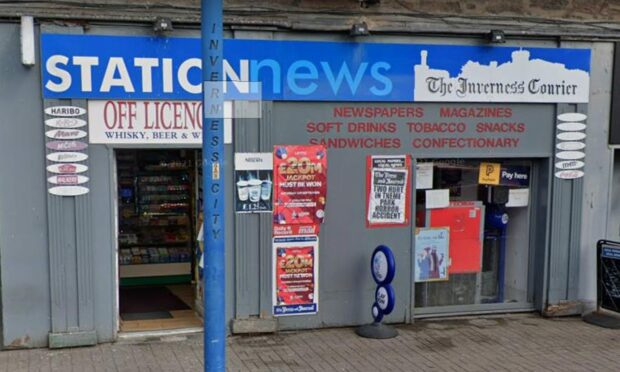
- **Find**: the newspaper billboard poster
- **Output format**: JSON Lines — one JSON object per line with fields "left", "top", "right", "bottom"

{"left": 366, "top": 155, "right": 411, "bottom": 228}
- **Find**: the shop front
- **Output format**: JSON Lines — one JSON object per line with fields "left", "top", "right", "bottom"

{"left": 10, "top": 26, "right": 592, "bottom": 346}
{"left": 272, "top": 101, "right": 555, "bottom": 323}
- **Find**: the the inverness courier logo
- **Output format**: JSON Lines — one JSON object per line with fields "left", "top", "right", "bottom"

{"left": 414, "top": 49, "right": 589, "bottom": 102}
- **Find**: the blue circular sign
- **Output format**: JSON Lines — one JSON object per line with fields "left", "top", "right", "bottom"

{"left": 372, "top": 302, "right": 384, "bottom": 323}
{"left": 371, "top": 245, "right": 395, "bottom": 285}
{"left": 375, "top": 284, "right": 395, "bottom": 315}
{"left": 488, "top": 210, "right": 509, "bottom": 229}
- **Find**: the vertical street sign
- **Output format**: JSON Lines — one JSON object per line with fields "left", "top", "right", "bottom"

{"left": 202, "top": 0, "right": 226, "bottom": 370}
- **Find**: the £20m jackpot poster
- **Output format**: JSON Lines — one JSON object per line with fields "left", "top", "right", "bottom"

{"left": 273, "top": 145, "right": 327, "bottom": 226}
{"left": 273, "top": 235, "right": 319, "bottom": 316}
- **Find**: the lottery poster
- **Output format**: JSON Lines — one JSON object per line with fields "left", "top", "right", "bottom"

{"left": 273, "top": 145, "right": 327, "bottom": 226}
{"left": 366, "top": 155, "right": 411, "bottom": 228}
{"left": 273, "top": 235, "right": 319, "bottom": 316}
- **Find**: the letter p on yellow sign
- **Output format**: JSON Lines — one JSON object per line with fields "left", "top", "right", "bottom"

{"left": 479, "top": 162, "right": 501, "bottom": 185}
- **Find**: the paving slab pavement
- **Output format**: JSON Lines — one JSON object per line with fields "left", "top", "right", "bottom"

{"left": 1, "top": 314, "right": 620, "bottom": 371}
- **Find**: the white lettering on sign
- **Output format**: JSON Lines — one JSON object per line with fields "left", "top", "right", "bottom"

{"left": 45, "top": 54, "right": 248, "bottom": 96}
{"left": 500, "top": 170, "right": 527, "bottom": 181}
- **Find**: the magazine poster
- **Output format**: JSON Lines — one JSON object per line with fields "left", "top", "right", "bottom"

{"left": 414, "top": 227, "right": 450, "bottom": 282}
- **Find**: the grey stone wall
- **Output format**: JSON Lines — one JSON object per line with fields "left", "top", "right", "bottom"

{"left": 1, "top": 1, "right": 620, "bottom": 37}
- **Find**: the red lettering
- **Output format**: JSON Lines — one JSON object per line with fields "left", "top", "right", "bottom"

{"left": 407, "top": 122, "right": 466, "bottom": 133}
{"left": 160, "top": 102, "right": 172, "bottom": 129}
{"left": 128, "top": 101, "right": 137, "bottom": 129}
{"left": 332, "top": 106, "right": 424, "bottom": 118}
{"left": 173, "top": 102, "right": 183, "bottom": 129}
{"left": 309, "top": 137, "right": 400, "bottom": 149}
{"left": 306, "top": 122, "right": 342, "bottom": 133}
{"left": 143, "top": 102, "right": 152, "bottom": 129}
{"left": 103, "top": 101, "right": 117, "bottom": 129}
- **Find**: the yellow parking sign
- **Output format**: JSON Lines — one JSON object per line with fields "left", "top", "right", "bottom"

{"left": 479, "top": 162, "right": 501, "bottom": 185}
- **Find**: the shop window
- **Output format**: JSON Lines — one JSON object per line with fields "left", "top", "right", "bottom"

{"left": 414, "top": 159, "right": 532, "bottom": 308}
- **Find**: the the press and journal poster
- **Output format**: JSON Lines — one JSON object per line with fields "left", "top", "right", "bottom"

{"left": 272, "top": 235, "right": 319, "bottom": 316}
{"left": 366, "top": 155, "right": 411, "bottom": 228}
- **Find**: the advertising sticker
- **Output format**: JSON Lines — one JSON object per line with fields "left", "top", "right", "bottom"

{"left": 478, "top": 162, "right": 501, "bottom": 185}
{"left": 499, "top": 165, "right": 530, "bottom": 187}
{"left": 366, "top": 155, "right": 411, "bottom": 228}
{"left": 273, "top": 145, "right": 327, "bottom": 226}
{"left": 273, "top": 235, "right": 319, "bottom": 316}
{"left": 234, "top": 152, "right": 273, "bottom": 213}
{"left": 44, "top": 104, "right": 90, "bottom": 196}
{"left": 415, "top": 227, "right": 450, "bottom": 282}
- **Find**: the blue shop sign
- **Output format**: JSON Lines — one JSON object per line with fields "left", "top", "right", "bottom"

{"left": 41, "top": 34, "right": 591, "bottom": 102}
{"left": 500, "top": 165, "right": 530, "bottom": 187}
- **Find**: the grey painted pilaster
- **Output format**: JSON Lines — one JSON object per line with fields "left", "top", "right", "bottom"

{"left": 0, "top": 22, "right": 52, "bottom": 349}
{"left": 577, "top": 42, "right": 614, "bottom": 313}
{"left": 89, "top": 145, "right": 116, "bottom": 342}
{"left": 530, "top": 159, "right": 552, "bottom": 312}
{"left": 44, "top": 100, "right": 97, "bottom": 348}
{"left": 259, "top": 102, "right": 274, "bottom": 317}
{"left": 233, "top": 115, "right": 261, "bottom": 319}
{"left": 545, "top": 103, "right": 586, "bottom": 314}
{"left": 42, "top": 24, "right": 96, "bottom": 348}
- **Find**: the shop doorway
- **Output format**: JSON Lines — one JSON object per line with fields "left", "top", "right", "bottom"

{"left": 116, "top": 149, "right": 203, "bottom": 332}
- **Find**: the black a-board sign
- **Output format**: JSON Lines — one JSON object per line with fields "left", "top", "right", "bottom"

{"left": 584, "top": 240, "right": 620, "bottom": 328}
{"left": 598, "top": 240, "right": 620, "bottom": 313}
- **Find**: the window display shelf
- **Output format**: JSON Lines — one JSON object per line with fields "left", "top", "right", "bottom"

{"left": 140, "top": 185, "right": 190, "bottom": 193}
{"left": 119, "top": 241, "right": 190, "bottom": 247}
{"left": 120, "top": 224, "right": 189, "bottom": 229}
{"left": 119, "top": 262, "right": 191, "bottom": 278}
{"left": 139, "top": 168, "right": 190, "bottom": 173}
{"left": 138, "top": 212, "right": 189, "bottom": 217}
